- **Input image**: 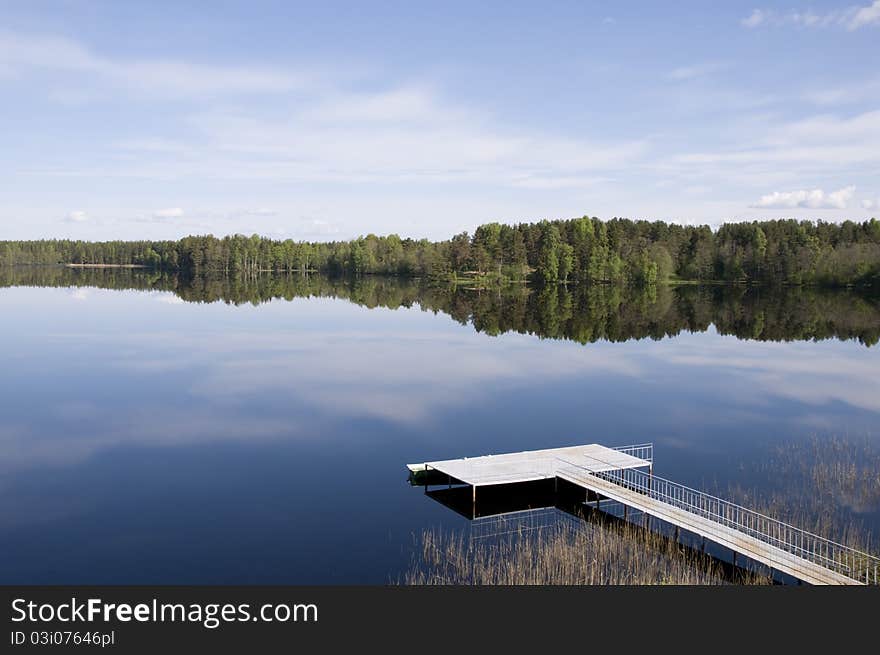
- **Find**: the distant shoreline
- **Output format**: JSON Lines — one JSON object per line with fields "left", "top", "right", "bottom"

{"left": 3, "top": 216, "right": 877, "bottom": 288}
{"left": 64, "top": 263, "right": 146, "bottom": 269}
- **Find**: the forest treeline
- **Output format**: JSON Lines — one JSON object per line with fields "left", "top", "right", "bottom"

{"left": 3, "top": 267, "right": 878, "bottom": 346}
{"left": 2, "top": 216, "right": 880, "bottom": 287}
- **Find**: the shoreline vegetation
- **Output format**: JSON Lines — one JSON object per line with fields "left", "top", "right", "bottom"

{"left": 2, "top": 216, "right": 879, "bottom": 288}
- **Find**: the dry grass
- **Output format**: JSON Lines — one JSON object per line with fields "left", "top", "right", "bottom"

{"left": 404, "top": 512, "right": 770, "bottom": 585}
{"left": 727, "top": 435, "right": 880, "bottom": 554}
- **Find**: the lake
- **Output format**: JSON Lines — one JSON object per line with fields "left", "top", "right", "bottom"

{"left": 1, "top": 268, "right": 878, "bottom": 583}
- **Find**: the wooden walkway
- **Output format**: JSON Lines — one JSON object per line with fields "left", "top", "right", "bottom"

{"left": 409, "top": 443, "right": 879, "bottom": 586}
{"left": 557, "top": 465, "right": 854, "bottom": 585}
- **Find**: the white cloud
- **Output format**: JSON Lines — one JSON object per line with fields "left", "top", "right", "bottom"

{"left": 47, "top": 87, "right": 97, "bottom": 106}
{"left": 683, "top": 185, "right": 712, "bottom": 195}
{"left": 803, "top": 79, "right": 880, "bottom": 106}
{"left": 791, "top": 11, "right": 840, "bottom": 28}
{"left": 153, "top": 207, "right": 184, "bottom": 219}
{"left": 3, "top": 28, "right": 876, "bottom": 236}
{"left": 113, "top": 138, "right": 192, "bottom": 154}
{"left": 302, "top": 86, "right": 462, "bottom": 124}
{"left": 510, "top": 174, "right": 607, "bottom": 190}
{"left": 64, "top": 210, "right": 88, "bottom": 223}
{"left": 773, "top": 110, "right": 880, "bottom": 149}
{"left": 863, "top": 198, "right": 880, "bottom": 210}
{"left": 167, "top": 85, "right": 648, "bottom": 189}
{"left": 741, "top": 9, "right": 768, "bottom": 28}
{"left": 741, "top": 3, "right": 880, "bottom": 30}
{"left": 667, "top": 63, "right": 724, "bottom": 81}
{"left": 205, "top": 89, "right": 647, "bottom": 185}
{"left": 21, "top": 72, "right": 647, "bottom": 195}
{"left": 848, "top": 0, "right": 880, "bottom": 29}
{"left": 242, "top": 208, "right": 277, "bottom": 217}
{"left": 295, "top": 218, "right": 341, "bottom": 237}
{"left": 750, "top": 185, "right": 855, "bottom": 209}
{"left": 0, "top": 32, "right": 304, "bottom": 97}
{"left": 669, "top": 109, "right": 880, "bottom": 188}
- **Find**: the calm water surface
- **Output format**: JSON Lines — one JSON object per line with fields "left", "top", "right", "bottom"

{"left": 1, "top": 272, "right": 878, "bottom": 582}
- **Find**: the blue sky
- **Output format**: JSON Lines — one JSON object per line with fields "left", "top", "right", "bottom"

{"left": 1, "top": 0, "right": 879, "bottom": 241}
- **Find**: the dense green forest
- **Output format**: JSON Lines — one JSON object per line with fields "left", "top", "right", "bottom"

{"left": 3, "top": 267, "right": 878, "bottom": 346}
{"left": 2, "top": 216, "right": 880, "bottom": 287}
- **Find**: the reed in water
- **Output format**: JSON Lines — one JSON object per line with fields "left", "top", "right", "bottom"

{"left": 404, "top": 511, "right": 770, "bottom": 585}
{"left": 727, "top": 435, "right": 880, "bottom": 555}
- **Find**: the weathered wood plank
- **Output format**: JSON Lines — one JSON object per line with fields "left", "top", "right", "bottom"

{"left": 418, "top": 444, "right": 650, "bottom": 488}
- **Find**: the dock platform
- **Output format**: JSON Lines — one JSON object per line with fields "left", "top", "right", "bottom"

{"left": 415, "top": 443, "right": 650, "bottom": 488}
{"left": 408, "top": 443, "right": 879, "bottom": 586}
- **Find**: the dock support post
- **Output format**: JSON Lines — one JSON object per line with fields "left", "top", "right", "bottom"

{"left": 472, "top": 485, "right": 476, "bottom": 520}
{"left": 624, "top": 505, "right": 628, "bottom": 521}
{"left": 701, "top": 536, "right": 706, "bottom": 553}
{"left": 448, "top": 474, "right": 452, "bottom": 489}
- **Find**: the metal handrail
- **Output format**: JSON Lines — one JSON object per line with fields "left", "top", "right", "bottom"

{"left": 554, "top": 456, "right": 880, "bottom": 585}
{"left": 612, "top": 443, "right": 653, "bottom": 464}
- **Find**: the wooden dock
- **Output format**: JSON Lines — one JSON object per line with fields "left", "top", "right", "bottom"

{"left": 409, "top": 443, "right": 879, "bottom": 586}
{"left": 414, "top": 443, "right": 651, "bottom": 489}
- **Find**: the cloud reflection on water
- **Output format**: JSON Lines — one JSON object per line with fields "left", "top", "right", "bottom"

{"left": 0, "top": 287, "right": 878, "bottom": 477}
